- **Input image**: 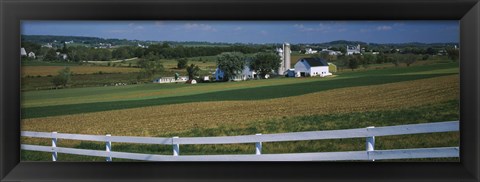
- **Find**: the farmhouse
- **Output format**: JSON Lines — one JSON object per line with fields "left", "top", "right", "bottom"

{"left": 294, "top": 58, "right": 332, "bottom": 77}
{"left": 347, "top": 44, "right": 361, "bottom": 55}
{"left": 305, "top": 48, "right": 318, "bottom": 54}
{"left": 214, "top": 65, "right": 257, "bottom": 81}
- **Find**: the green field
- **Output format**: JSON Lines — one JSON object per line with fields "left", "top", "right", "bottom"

{"left": 20, "top": 61, "right": 460, "bottom": 161}
{"left": 22, "top": 62, "right": 458, "bottom": 119}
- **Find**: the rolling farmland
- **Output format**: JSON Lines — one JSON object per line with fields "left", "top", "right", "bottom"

{"left": 20, "top": 61, "right": 460, "bottom": 161}
{"left": 22, "top": 66, "right": 141, "bottom": 77}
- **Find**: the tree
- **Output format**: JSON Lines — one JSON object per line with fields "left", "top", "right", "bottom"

{"left": 402, "top": 54, "right": 417, "bottom": 67}
{"left": 51, "top": 67, "right": 72, "bottom": 88}
{"left": 186, "top": 64, "right": 200, "bottom": 80}
{"left": 134, "top": 47, "right": 146, "bottom": 58}
{"left": 62, "top": 42, "right": 68, "bottom": 54}
{"left": 44, "top": 49, "right": 58, "bottom": 61}
{"left": 422, "top": 54, "right": 430, "bottom": 60}
{"left": 216, "top": 52, "right": 246, "bottom": 81}
{"left": 250, "top": 52, "right": 281, "bottom": 78}
{"left": 376, "top": 53, "right": 388, "bottom": 64}
{"left": 348, "top": 56, "right": 360, "bottom": 71}
{"left": 363, "top": 54, "right": 375, "bottom": 64}
{"left": 426, "top": 47, "right": 436, "bottom": 55}
{"left": 312, "top": 52, "right": 331, "bottom": 60}
{"left": 177, "top": 58, "right": 188, "bottom": 69}
{"left": 391, "top": 54, "right": 401, "bottom": 67}
{"left": 138, "top": 53, "right": 164, "bottom": 78}
{"left": 21, "top": 42, "right": 41, "bottom": 55}
{"left": 112, "top": 47, "right": 132, "bottom": 60}
{"left": 446, "top": 48, "right": 459, "bottom": 61}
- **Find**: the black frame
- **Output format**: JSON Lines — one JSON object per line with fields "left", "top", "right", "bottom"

{"left": 1, "top": 0, "right": 479, "bottom": 181}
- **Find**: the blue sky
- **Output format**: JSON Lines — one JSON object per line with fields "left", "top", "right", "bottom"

{"left": 21, "top": 21, "right": 459, "bottom": 44}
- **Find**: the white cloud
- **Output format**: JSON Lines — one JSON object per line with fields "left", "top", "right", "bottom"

{"left": 376, "top": 25, "right": 392, "bottom": 31}
{"left": 360, "top": 28, "right": 371, "bottom": 33}
{"left": 183, "top": 23, "right": 217, "bottom": 32}
{"left": 294, "top": 24, "right": 304, "bottom": 28}
{"left": 393, "top": 22, "right": 405, "bottom": 26}
{"left": 154, "top": 21, "right": 164, "bottom": 27}
{"left": 107, "top": 29, "right": 131, "bottom": 34}
{"left": 293, "top": 23, "right": 345, "bottom": 33}
{"left": 360, "top": 25, "right": 393, "bottom": 33}
{"left": 233, "top": 26, "right": 243, "bottom": 31}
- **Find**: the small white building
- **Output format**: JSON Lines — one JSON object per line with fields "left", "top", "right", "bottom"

{"left": 294, "top": 58, "right": 332, "bottom": 77}
{"left": 203, "top": 76, "right": 210, "bottom": 82}
{"left": 186, "top": 79, "right": 197, "bottom": 84}
{"left": 154, "top": 77, "right": 176, "bottom": 83}
{"left": 321, "top": 49, "right": 342, "bottom": 56}
{"left": 59, "top": 54, "right": 68, "bottom": 60}
{"left": 42, "top": 43, "right": 53, "bottom": 48}
{"left": 305, "top": 48, "right": 318, "bottom": 54}
{"left": 20, "top": 48, "right": 27, "bottom": 56}
{"left": 153, "top": 76, "right": 189, "bottom": 84}
{"left": 28, "top": 52, "right": 36, "bottom": 59}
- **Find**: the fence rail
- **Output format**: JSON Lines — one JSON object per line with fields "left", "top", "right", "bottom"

{"left": 21, "top": 121, "right": 459, "bottom": 161}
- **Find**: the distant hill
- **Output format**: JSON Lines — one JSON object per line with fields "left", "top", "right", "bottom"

{"left": 21, "top": 35, "right": 139, "bottom": 47}
{"left": 21, "top": 35, "right": 458, "bottom": 49}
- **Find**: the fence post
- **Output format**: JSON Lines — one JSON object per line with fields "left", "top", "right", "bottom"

{"left": 52, "top": 132, "right": 57, "bottom": 162}
{"left": 255, "top": 133, "right": 262, "bottom": 155}
{"left": 173, "top": 136, "right": 180, "bottom": 156}
{"left": 366, "top": 126, "right": 375, "bottom": 161}
{"left": 106, "top": 134, "right": 112, "bottom": 162}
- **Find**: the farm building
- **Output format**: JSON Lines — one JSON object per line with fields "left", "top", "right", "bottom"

{"left": 294, "top": 58, "right": 332, "bottom": 77}
{"left": 214, "top": 65, "right": 257, "bottom": 81}
{"left": 305, "top": 48, "right": 318, "bottom": 54}
{"left": 28, "top": 52, "right": 36, "bottom": 59}
{"left": 285, "top": 69, "right": 296, "bottom": 77}
{"left": 321, "top": 49, "right": 342, "bottom": 56}
{"left": 153, "top": 76, "right": 188, "bottom": 84}
{"left": 347, "top": 44, "right": 361, "bottom": 55}
{"left": 328, "top": 63, "right": 337, "bottom": 73}
{"left": 20, "top": 48, "right": 27, "bottom": 56}
{"left": 276, "top": 42, "right": 291, "bottom": 75}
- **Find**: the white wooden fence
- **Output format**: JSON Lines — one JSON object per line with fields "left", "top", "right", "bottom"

{"left": 21, "top": 121, "right": 459, "bottom": 161}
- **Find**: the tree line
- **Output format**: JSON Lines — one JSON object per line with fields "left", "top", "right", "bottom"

{"left": 316, "top": 50, "right": 459, "bottom": 71}
{"left": 22, "top": 41, "right": 274, "bottom": 62}
{"left": 216, "top": 52, "right": 281, "bottom": 81}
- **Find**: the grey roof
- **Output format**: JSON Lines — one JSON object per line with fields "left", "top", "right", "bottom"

{"left": 300, "top": 58, "right": 328, "bottom": 67}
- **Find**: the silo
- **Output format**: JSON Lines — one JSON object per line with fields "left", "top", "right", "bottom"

{"left": 277, "top": 47, "right": 285, "bottom": 75}
{"left": 284, "top": 43, "right": 291, "bottom": 70}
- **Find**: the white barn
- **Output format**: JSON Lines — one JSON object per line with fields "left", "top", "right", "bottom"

{"left": 294, "top": 58, "right": 332, "bottom": 77}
